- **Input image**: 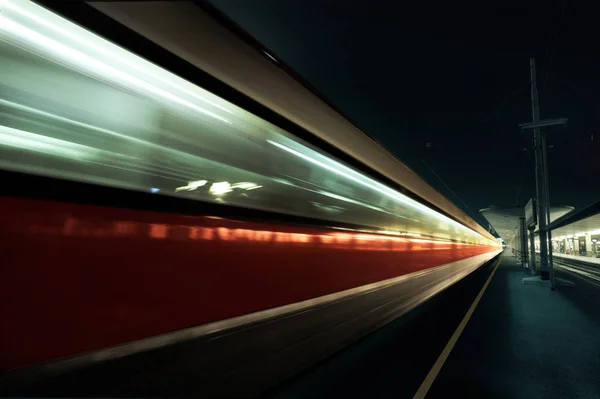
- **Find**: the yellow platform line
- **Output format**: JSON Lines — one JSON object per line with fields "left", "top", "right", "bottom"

{"left": 413, "top": 258, "right": 501, "bottom": 399}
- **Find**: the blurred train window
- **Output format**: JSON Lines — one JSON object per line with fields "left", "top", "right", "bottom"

{"left": 0, "top": 1, "right": 494, "bottom": 246}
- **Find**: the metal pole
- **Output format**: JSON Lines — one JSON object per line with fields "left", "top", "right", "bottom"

{"left": 530, "top": 58, "right": 550, "bottom": 279}
{"left": 542, "top": 132, "right": 556, "bottom": 289}
{"left": 515, "top": 227, "right": 520, "bottom": 262}
{"left": 520, "top": 217, "right": 528, "bottom": 267}
{"left": 517, "top": 226, "right": 523, "bottom": 266}
{"left": 529, "top": 227, "right": 536, "bottom": 274}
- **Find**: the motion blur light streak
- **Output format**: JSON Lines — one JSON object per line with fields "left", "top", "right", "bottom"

{"left": 8, "top": 5, "right": 502, "bottom": 244}
{"left": 0, "top": 0, "right": 233, "bottom": 115}
{"left": 268, "top": 139, "right": 478, "bottom": 237}
{"left": 0, "top": 1, "right": 501, "bottom": 373}
{"left": 15, "top": 203, "right": 466, "bottom": 249}
{"left": 0, "top": 15, "right": 231, "bottom": 125}
{"left": 318, "top": 190, "right": 370, "bottom": 207}
{"left": 1, "top": 1, "right": 499, "bottom": 243}
{"left": 0, "top": 125, "right": 97, "bottom": 160}
{"left": 0, "top": 98, "right": 183, "bottom": 153}
{"left": 1, "top": 0, "right": 234, "bottom": 115}
{"left": 232, "top": 182, "right": 261, "bottom": 190}
{"left": 150, "top": 224, "right": 168, "bottom": 239}
{"left": 377, "top": 230, "right": 402, "bottom": 236}
{"left": 263, "top": 50, "right": 278, "bottom": 63}
{"left": 175, "top": 180, "right": 208, "bottom": 192}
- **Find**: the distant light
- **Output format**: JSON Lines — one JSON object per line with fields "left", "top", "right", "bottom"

{"left": 232, "top": 182, "right": 262, "bottom": 190}
{"left": 318, "top": 190, "right": 360, "bottom": 205}
{"left": 232, "top": 182, "right": 255, "bottom": 189}
{"left": 210, "top": 181, "right": 232, "bottom": 195}
{"left": 377, "top": 230, "right": 401, "bottom": 236}
{"left": 150, "top": 187, "right": 160, "bottom": 193}
{"left": 310, "top": 201, "right": 345, "bottom": 214}
{"left": 263, "top": 51, "right": 277, "bottom": 63}
{"left": 403, "top": 232, "right": 422, "bottom": 238}
{"left": 175, "top": 180, "right": 207, "bottom": 192}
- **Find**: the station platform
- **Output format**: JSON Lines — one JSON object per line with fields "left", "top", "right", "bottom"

{"left": 274, "top": 253, "right": 600, "bottom": 399}
{"left": 553, "top": 252, "right": 600, "bottom": 266}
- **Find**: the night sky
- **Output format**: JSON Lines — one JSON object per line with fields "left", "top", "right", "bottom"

{"left": 210, "top": 0, "right": 599, "bottom": 227}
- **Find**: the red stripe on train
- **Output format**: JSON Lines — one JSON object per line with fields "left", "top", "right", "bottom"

{"left": 0, "top": 197, "right": 497, "bottom": 370}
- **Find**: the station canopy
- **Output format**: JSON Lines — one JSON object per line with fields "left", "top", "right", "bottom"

{"left": 480, "top": 205, "right": 574, "bottom": 243}
{"left": 550, "top": 201, "right": 600, "bottom": 241}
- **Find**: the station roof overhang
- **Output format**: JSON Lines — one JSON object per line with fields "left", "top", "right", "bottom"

{"left": 479, "top": 205, "right": 574, "bottom": 243}
{"left": 549, "top": 201, "right": 600, "bottom": 240}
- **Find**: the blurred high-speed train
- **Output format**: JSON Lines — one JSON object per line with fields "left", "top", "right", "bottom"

{"left": 0, "top": 0, "right": 500, "bottom": 381}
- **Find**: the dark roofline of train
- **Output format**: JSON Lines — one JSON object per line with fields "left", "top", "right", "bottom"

{"left": 34, "top": 0, "right": 489, "bottom": 239}
{"left": 194, "top": 1, "right": 388, "bottom": 158}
